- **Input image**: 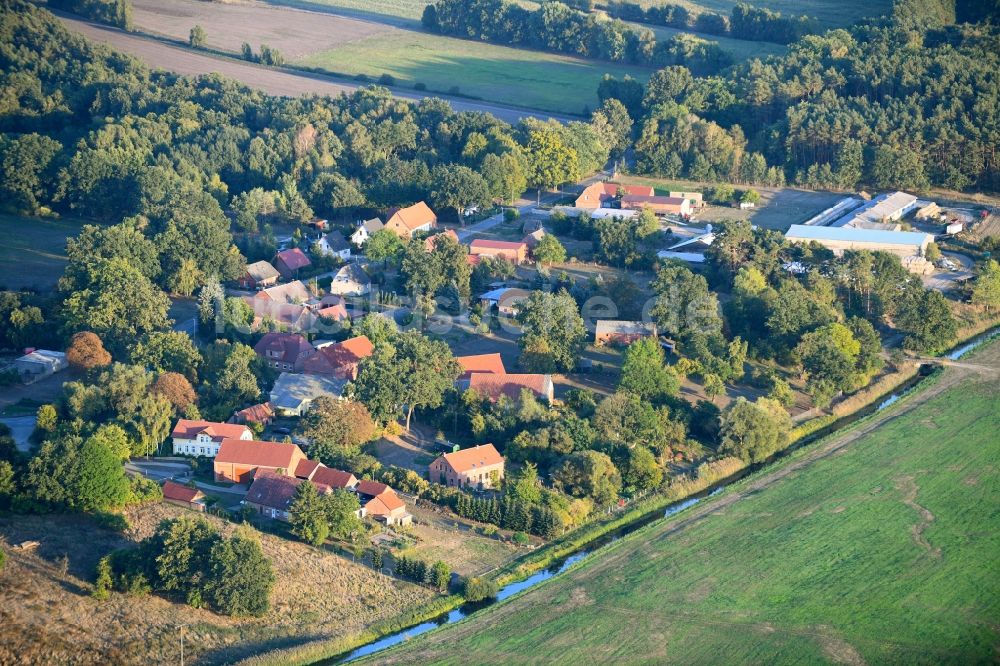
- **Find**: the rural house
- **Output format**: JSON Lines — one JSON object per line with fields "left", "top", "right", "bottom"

{"left": 468, "top": 373, "right": 554, "bottom": 402}
{"left": 161, "top": 480, "right": 207, "bottom": 512}
{"left": 243, "top": 298, "right": 315, "bottom": 332}
{"left": 315, "top": 294, "right": 350, "bottom": 322}
{"left": 385, "top": 201, "right": 437, "bottom": 239}
{"left": 214, "top": 439, "right": 307, "bottom": 484}
{"left": 594, "top": 320, "right": 658, "bottom": 346}
{"left": 430, "top": 443, "right": 505, "bottom": 490}
{"left": 253, "top": 332, "right": 314, "bottom": 372}
{"left": 303, "top": 335, "right": 374, "bottom": 379}
{"left": 256, "top": 280, "right": 312, "bottom": 305}
{"left": 351, "top": 217, "right": 384, "bottom": 247}
{"left": 424, "top": 229, "right": 460, "bottom": 251}
{"left": 270, "top": 372, "right": 347, "bottom": 416}
{"left": 273, "top": 248, "right": 312, "bottom": 279}
{"left": 574, "top": 182, "right": 655, "bottom": 210}
{"left": 243, "top": 470, "right": 304, "bottom": 521}
{"left": 479, "top": 287, "right": 530, "bottom": 316}
{"left": 295, "top": 460, "right": 359, "bottom": 490}
{"left": 469, "top": 239, "right": 529, "bottom": 264}
{"left": 171, "top": 419, "right": 252, "bottom": 457}
{"left": 238, "top": 260, "right": 280, "bottom": 290}
{"left": 326, "top": 263, "right": 371, "bottom": 296}
{"left": 621, "top": 194, "right": 691, "bottom": 217}
{"left": 316, "top": 230, "right": 352, "bottom": 261}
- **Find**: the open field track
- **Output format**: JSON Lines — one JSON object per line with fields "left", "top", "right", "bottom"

{"left": 366, "top": 339, "right": 1000, "bottom": 664}
{"left": 53, "top": 12, "right": 574, "bottom": 124}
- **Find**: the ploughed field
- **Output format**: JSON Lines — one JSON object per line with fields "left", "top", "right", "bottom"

{"left": 366, "top": 341, "right": 1000, "bottom": 664}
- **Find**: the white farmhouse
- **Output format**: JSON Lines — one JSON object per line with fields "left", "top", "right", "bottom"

{"left": 171, "top": 419, "right": 253, "bottom": 457}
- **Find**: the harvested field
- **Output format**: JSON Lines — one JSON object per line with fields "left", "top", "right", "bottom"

{"left": 131, "top": 0, "right": 390, "bottom": 59}
{"left": 54, "top": 14, "right": 569, "bottom": 124}
{"left": 0, "top": 503, "right": 433, "bottom": 665}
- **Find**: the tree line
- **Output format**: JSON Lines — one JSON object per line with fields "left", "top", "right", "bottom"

{"left": 48, "top": 0, "right": 132, "bottom": 30}
{"left": 422, "top": 0, "right": 733, "bottom": 74}
{"left": 606, "top": 1, "right": 817, "bottom": 45}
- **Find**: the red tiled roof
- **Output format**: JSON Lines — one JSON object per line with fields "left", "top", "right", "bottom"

{"left": 468, "top": 373, "right": 552, "bottom": 401}
{"left": 274, "top": 248, "right": 312, "bottom": 271}
{"left": 424, "top": 229, "right": 460, "bottom": 252}
{"left": 621, "top": 194, "right": 686, "bottom": 206}
{"left": 295, "top": 459, "right": 322, "bottom": 480}
{"left": 457, "top": 353, "right": 506, "bottom": 379}
{"left": 440, "top": 443, "right": 504, "bottom": 473}
{"left": 172, "top": 419, "right": 251, "bottom": 442}
{"left": 245, "top": 470, "right": 301, "bottom": 511}
{"left": 576, "top": 182, "right": 655, "bottom": 206}
{"left": 470, "top": 239, "right": 527, "bottom": 252}
{"left": 312, "top": 466, "right": 358, "bottom": 489}
{"left": 215, "top": 438, "right": 305, "bottom": 470}
{"left": 162, "top": 480, "right": 204, "bottom": 503}
{"left": 356, "top": 479, "right": 390, "bottom": 498}
{"left": 234, "top": 402, "right": 274, "bottom": 424}
{"left": 365, "top": 491, "right": 405, "bottom": 515}
{"left": 387, "top": 202, "right": 436, "bottom": 231}
{"left": 254, "top": 333, "right": 314, "bottom": 364}
{"left": 305, "top": 336, "right": 374, "bottom": 376}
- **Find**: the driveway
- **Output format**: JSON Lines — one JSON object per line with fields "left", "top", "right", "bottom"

{"left": 922, "top": 251, "right": 975, "bottom": 292}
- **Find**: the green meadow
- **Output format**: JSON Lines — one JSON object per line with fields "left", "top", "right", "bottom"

{"left": 367, "top": 342, "right": 1000, "bottom": 664}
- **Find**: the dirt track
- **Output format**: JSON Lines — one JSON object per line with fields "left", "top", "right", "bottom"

{"left": 56, "top": 13, "right": 569, "bottom": 124}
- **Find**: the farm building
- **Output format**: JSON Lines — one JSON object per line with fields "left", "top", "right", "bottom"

{"left": 231, "top": 402, "right": 275, "bottom": 427}
{"left": 315, "top": 294, "right": 350, "bottom": 322}
{"left": 784, "top": 225, "right": 933, "bottom": 272}
{"left": 238, "top": 260, "right": 280, "bottom": 290}
{"left": 269, "top": 372, "right": 347, "bottom": 416}
{"left": 430, "top": 443, "right": 505, "bottom": 490}
{"left": 667, "top": 232, "right": 715, "bottom": 251}
{"left": 214, "top": 439, "right": 307, "bottom": 484}
{"left": 356, "top": 480, "right": 411, "bottom": 526}
{"left": 669, "top": 191, "right": 705, "bottom": 208}
{"left": 295, "top": 461, "right": 359, "bottom": 490}
{"left": 385, "top": 201, "right": 437, "bottom": 239}
{"left": 303, "top": 335, "right": 374, "bottom": 379}
{"left": 468, "top": 373, "right": 554, "bottom": 402}
{"left": 456, "top": 353, "right": 507, "bottom": 381}
{"left": 479, "top": 287, "right": 530, "bottom": 316}
{"left": 589, "top": 208, "right": 639, "bottom": 220}
{"left": 656, "top": 251, "right": 706, "bottom": 263}
{"left": 273, "top": 248, "right": 312, "bottom": 279}
{"left": 827, "top": 191, "right": 918, "bottom": 230}
{"left": 522, "top": 228, "right": 546, "bottom": 250}
{"left": 595, "top": 320, "right": 658, "bottom": 346}
{"left": 621, "top": 195, "right": 691, "bottom": 217}
{"left": 574, "top": 182, "right": 654, "bottom": 210}
{"left": 351, "top": 218, "right": 384, "bottom": 247}
{"left": 316, "top": 231, "right": 351, "bottom": 261}
{"left": 469, "top": 239, "right": 529, "bottom": 264}
{"left": 171, "top": 419, "right": 253, "bottom": 457}
{"left": 161, "top": 481, "right": 207, "bottom": 512}
{"left": 326, "top": 263, "right": 371, "bottom": 296}
{"left": 12, "top": 349, "right": 67, "bottom": 381}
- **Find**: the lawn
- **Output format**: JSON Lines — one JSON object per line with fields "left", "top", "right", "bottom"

{"left": 0, "top": 214, "right": 90, "bottom": 291}
{"left": 366, "top": 341, "right": 1000, "bottom": 664}
{"left": 295, "top": 32, "right": 652, "bottom": 116}
{"left": 623, "top": 0, "right": 894, "bottom": 29}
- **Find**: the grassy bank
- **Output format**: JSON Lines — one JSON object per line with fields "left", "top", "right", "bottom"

{"left": 362, "top": 337, "right": 999, "bottom": 664}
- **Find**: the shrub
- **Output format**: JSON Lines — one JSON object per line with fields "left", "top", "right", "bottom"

{"left": 92, "top": 511, "right": 130, "bottom": 532}
{"left": 378, "top": 73, "right": 396, "bottom": 86}
{"left": 512, "top": 531, "right": 530, "bottom": 545}
{"left": 463, "top": 576, "right": 498, "bottom": 602}
{"left": 0, "top": 547, "right": 5, "bottom": 571}
{"left": 504, "top": 208, "right": 520, "bottom": 222}
{"left": 448, "top": 85, "right": 461, "bottom": 96}
{"left": 413, "top": 82, "right": 427, "bottom": 91}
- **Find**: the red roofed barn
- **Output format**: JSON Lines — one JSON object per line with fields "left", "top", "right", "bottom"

{"left": 575, "top": 182, "right": 655, "bottom": 210}
{"left": 469, "top": 239, "right": 529, "bottom": 264}
{"left": 213, "top": 439, "right": 307, "bottom": 484}
{"left": 468, "top": 373, "right": 554, "bottom": 402}
{"left": 273, "top": 248, "right": 312, "bottom": 279}
{"left": 162, "top": 480, "right": 207, "bottom": 512}
{"left": 456, "top": 353, "right": 506, "bottom": 381}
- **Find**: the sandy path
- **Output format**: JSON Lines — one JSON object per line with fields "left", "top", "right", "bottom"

{"left": 55, "top": 14, "right": 571, "bottom": 125}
